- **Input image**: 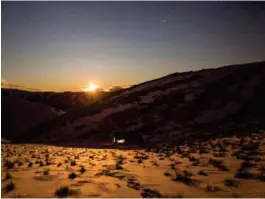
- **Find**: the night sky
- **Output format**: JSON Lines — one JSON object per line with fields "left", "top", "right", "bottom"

{"left": 2, "top": 2, "right": 265, "bottom": 91}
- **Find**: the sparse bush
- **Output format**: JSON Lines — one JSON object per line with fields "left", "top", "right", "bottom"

{"left": 141, "top": 188, "right": 162, "bottom": 198}
{"left": 183, "top": 170, "right": 193, "bottom": 177}
{"left": 115, "top": 164, "right": 124, "bottom": 170}
{"left": 224, "top": 178, "right": 239, "bottom": 187}
{"left": 70, "top": 161, "right": 76, "bottom": 166}
{"left": 138, "top": 159, "right": 143, "bottom": 164}
{"left": 240, "top": 161, "right": 256, "bottom": 169}
{"left": 54, "top": 186, "right": 72, "bottom": 198}
{"left": 188, "top": 156, "right": 197, "bottom": 162}
{"left": 57, "top": 162, "right": 62, "bottom": 167}
{"left": 127, "top": 179, "right": 141, "bottom": 190}
{"left": 15, "top": 160, "right": 23, "bottom": 166}
{"left": 79, "top": 166, "right": 86, "bottom": 174}
{"left": 209, "top": 158, "right": 229, "bottom": 171}
{"left": 68, "top": 172, "right": 77, "bottom": 179}
{"left": 170, "top": 163, "right": 176, "bottom": 170}
{"left": 28, "top": 162, "right": 33, "bottom": 168}
{"left": 174, "top": 173, "right": 199, "bottom": 186}
{"left": 208, "top": 158, "right": 222, "bottom": 166}
{"left": 235, "top": 169, "right": 256, "bottom": 179}
{"left": 218, "top": 164, "right": 230, "bottom": 171}
{"left": 198, "top": 170, "right": 208, "bottom": 176}
{"left": 96, "top": 169, "right": 112, "bottom": 177}
{"left": 191, "top": 162, "right": 199, "bottom": 166}
{"left": 164, "top": 172, "right": 171, "bottom": 177}
{"left": 5, "top": 172, "right": 12, "bottom": 180}
{"left": 2, "top": 181, "right": 15, "bottom": 193}
{"left": 39, "top": 161, "right": 44, "bottom": 167}
{"left": 4, "top": 160, "right": 15, "bottom": 169}
{"left": 43, "top": 169, "right": 49, "bottom": 175}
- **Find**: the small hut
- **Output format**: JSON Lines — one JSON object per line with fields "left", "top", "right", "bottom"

{"left": 112, "top": 131, "right": 144, "bottom": 146}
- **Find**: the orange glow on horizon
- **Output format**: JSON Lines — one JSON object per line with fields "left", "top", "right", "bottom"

{"left": 83, "top": 83, "right": 100, "bottom": 92}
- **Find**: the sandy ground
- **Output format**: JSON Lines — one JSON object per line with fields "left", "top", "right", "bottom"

{"left": 1, "top": 132, "right": 265, "bottom": 198}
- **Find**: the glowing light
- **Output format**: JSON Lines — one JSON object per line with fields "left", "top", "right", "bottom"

{"left": 117, "top": 139, "right": 125, "bottom": 144}
{"left": 83, "top": 83, "right": 100, "bottom": 92}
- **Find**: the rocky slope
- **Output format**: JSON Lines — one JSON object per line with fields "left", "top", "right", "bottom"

{"left": 18, "top": 61, "right": 265, "bottom": 145}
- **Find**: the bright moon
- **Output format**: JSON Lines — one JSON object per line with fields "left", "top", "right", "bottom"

{"left": 84, "top": 83, "right": 100, "bottom": 92}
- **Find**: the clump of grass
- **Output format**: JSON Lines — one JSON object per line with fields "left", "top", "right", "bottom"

{"left": 15, "top": 160, "right": 23, "bottom": 166}
{"left": 183, "top": 170, "right": 193, "bottom": 177}
{"left": 209, "top": 158, "right": 229, "bottom": 171}
{"left": 127, "top": 178, "right": 141, "bottom": 190}
{"left": 4, "top": 160, "right": 15, "bottom": 169}
{"left": 79, "top": 166, "right": 86, "bottom": 174}
{"left": 188, "top": 156, "right": 197, "bottom": 162}
{"left": 96, "top": 169, "right": 112, "bottom": 177}
{"left": 240, "top": 161, "right": 256, "bottom": 169}
{"left": 70, "top": 161, "right": 76, "bottom": 166}
{"left": 174, "top": 173, "right": 200, "bottom": 186}
{"left": 28, "top": 162, "right": 33, "bottom": 168}
{"left": 224, "top": 178, "right": 239, "bottom": 187}
{"left": 39, "top": 161, "right": 44, "bottom": 167}
{"left": 68, "top": 172, "right": 77, "bottom": 179}
{"left": 170, "top": 163, "right": 176, "bottom": 170}
{"left": 198, "top": 170, "right": 208, "bottom": 176}
{"left": 45, "top": 161, "right": 51, "bottom": 166}
{"left": 115, "top": 163, "right": 124, "bottom": 170}
{"left": 164, "top": 172, "right": 172, "bottom": 177}
{"left": 138, "top": 159, "right": 143, "bottom": 164}
{"left": 141, "top": 188, "right": 163, "bottom": 198}
{"left": 54, "top": 186, "right": 74, "bottom": 198}
{"left": 208, "top": 158, "right": 223, "bottom": 166}
{"left": 235, "top": 168, "right": 256, "bottom": 179}
{"left": 75, "top": 156, "right": 79, "bottom": 160}
{"left": 43, "top": 169, "right": 49, "bottom": 175}
{"left": 5, "top": 172, "right": 12, "bottom": 180}
{"left": 2, "top": 181, "right": 15, "bottom": 193}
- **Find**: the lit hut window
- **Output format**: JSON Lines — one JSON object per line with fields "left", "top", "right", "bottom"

{"left": 117, "top": 139, "right": 125, "bottom": 144}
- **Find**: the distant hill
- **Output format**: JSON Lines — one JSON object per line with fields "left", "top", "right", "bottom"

{"left": 1, "top": 89, "right": 109, "bottom": 112}
{"left": 16, "top": 61, "right": 265, "bottom": 146}
{"left": 1, "top": 96, "right": 58, "bottom": 139}
{"left": 1, "top": 87, "right": 124, "bottom": 140}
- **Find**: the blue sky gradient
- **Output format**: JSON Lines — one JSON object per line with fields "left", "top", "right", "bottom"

{"left": 2, "top": 2, "right": 265, "bottom": 91}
